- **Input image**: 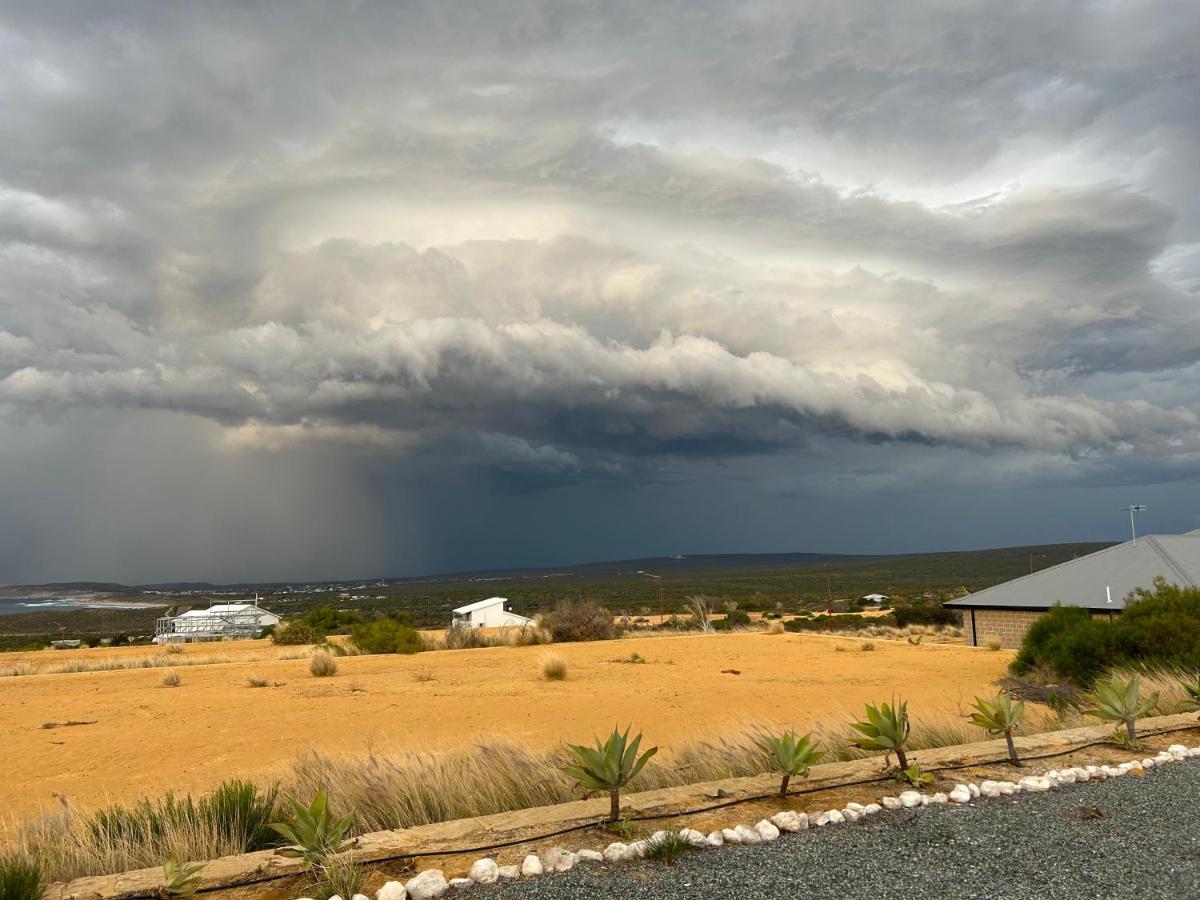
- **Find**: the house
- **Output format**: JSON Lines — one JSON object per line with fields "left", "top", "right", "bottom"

{"left": 451, "top": 596, "right": 532, "bottom": 629}
{"left": 944, "top": 530, "right": 1200, "bottom": 649}
{"left": 860, "top": 593, "right": 890, "bottom": 604}
{"left": 153, "top": 596, "right": 280, "bottom": 643}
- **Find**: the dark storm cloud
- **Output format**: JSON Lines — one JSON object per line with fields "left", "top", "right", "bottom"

{"left": 1, "top": 1, "right": 1199, "bottom": 581}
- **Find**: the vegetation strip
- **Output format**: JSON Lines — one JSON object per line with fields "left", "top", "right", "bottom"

{"left": 44, "top": 713, "right": 1200, "bottom": 899}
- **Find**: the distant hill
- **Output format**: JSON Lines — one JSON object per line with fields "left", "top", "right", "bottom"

{"left": 0, "top": 542, "right": 1114, "bottom": 594}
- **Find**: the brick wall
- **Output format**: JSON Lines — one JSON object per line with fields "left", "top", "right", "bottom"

{"left": 961, "top": 608, "right": 1118, "bottom": 649}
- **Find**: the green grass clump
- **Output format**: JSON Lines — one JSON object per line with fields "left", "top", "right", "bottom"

{"left": 0, "top": 853, "right": 43, "bottom": 900}
{"left": 643, "top": 830, "right": 691, "bottom": 865}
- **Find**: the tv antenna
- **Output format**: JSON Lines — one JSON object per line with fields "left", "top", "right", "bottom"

{"left": 1123, "top": 505, "right": 1146, "bottom": 545}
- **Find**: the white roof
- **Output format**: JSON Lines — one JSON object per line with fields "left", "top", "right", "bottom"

{"left": 177, "top": 603, "right": 273, "bottom": 618}
{"left": 452, "top": 596, "right": 508, "bottom": 614}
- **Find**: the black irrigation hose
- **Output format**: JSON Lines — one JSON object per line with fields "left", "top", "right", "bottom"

{"left": 170, "top": 720, "right": 1200, "bottom": 898}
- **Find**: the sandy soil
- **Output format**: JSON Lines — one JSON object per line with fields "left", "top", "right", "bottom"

{"left": 0, "top": 632, "right": 1007, "bottom": 823}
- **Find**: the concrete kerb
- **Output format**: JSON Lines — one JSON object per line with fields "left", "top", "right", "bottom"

{"left": 52, "top": 713, "right": 1200, "bottom": 899}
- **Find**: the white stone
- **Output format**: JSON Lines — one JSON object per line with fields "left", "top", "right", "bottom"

{"left": 576, "top": 850, "right": 603, "bottom": 863}
{"left": 770, "top": 811, "right": 802, "bottom": 832}
{"left": 841, "top": 809, "right": 860, "bottom": 822}
{"left": 1058, "top": 769, "right": 1076, "bottom": 784}
{"left": 948, "top": 785, "right": 971, "bottom": 804}
{"left": 721, "top": 827, "right": 742, "bottom": 844}
{"left": 735, "top": 824, "right": 763, "bottom": 844}
{"left": 468, "top": 859, "right": 499, "bottom": 885}
{"left": 627, "top": 840, "right": 648, "bottom": 859}
{"left": 1073, "top": 767, "right": 1091, "bottom": 781}
{"left": 1169, "top": 744, "right": 1187, "bottom": 758}
{"left": 1045, "top": 770, "right": 1060, "bottom": 783}
{"left": 650, "top": 830, "right": 671, "bottom": 843}
{"left": 328, "top": 895, "right": 344, "bottom": 900}
{"left": 1117, "top": 763, "right": 1133, "bottom": 774}
{"left": 1018, "top": 776, "right": 1050, "bottom": 793}
{"left": 825, "top": 810, "right": 846, "bottom": 825}
{"left": 899, "top": 790, "right": 922, "bottom": 808}
{"left": 813, "top": 812, "right": 831, "bottom": 827}
{"left": 705, "top": 831, "right": 724, "bottom": 848}
{"left": 979, "top": 780, "right": 1001, "bottom": 798}
{"left": 754, "top": 819, "right": 780, "bottom": 841}
{"left": 1155, "top": 752, "right": 1171, "bottom": 764}
{"left": 1101, "top": 765, "right": 1121, "bottom": 778}
{"left": 405, "top": 871, "right": 448, "bottom": 900}
{"left": 919, "top": 794, "right": 931, "bottom": 806}
{"left": 679, "top": 828, "right": 707, "bottom": 847}
{"left": 845, "top": 802, "right": 865, "bottom": 812}
{"left": 881, "top": 796, "right": 902, "bottom": 810}
{"left": 929, "top": 793, "right": 948, "bottom": 805}
{"left": 497, "top": 866, "right": 520, "bottom": 879}
{"left": 1142, "top": 758, "right": 1156, "bottom": 768}
{"left": 863, "top": 803, "right": 882, "bottom": 815}
{"left": 600, "top": 845, "right": 625, "bottom": 864}
{"left": 541, "top": 848, "right": 575, "bottom": 873}
{"left": 377, "top": 881, "right": 407, "bottom": 900}
{"left": 353, "top": 895, "right": 370, "bottom": 900}
{"left": 998, "top": 781, "right": 1018, "bottom": 795}
{"left": 523, "top": 854, "right": 547, "bottom": 878}
{"left": 968, "top": 784, "right": 980, "bottom": 799}
{"left": 448, "top": 879, "right": 473, "bottom": 890}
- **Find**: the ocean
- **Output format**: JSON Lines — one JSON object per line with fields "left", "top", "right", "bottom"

{"left": 0, "top": 596, "right": 154, "bottom": 616}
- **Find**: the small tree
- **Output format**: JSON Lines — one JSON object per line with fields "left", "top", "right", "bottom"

{"left": 685, "top": 596, "right": 713, "bottom": 633}
{"left": 562, "top": 726, "right": 657, "bottom": 822}
{"left": 849, "top": 698, "right": 911, "bottom": 770}
{"left": 756, "top": 730, "right": 823, "bottom": 796}
{"left": 968, "top": 691, "right": 1025, "bottom": 764}
{"left": 1084, "top": 674, "right": 1157, "bottom": 743}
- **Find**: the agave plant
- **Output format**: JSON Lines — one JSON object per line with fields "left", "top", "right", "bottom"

{"left": 755, "top": 729, "right": 824, "bottom": 796}
{"left": 269, "top": 791, "right": 355, "bottom": 871}
{"left": 562, "top": 726, "right": 658, "bottom": 822}
{"left": 1178, "top": 676, "right": 1200, "bottom": 714}
{"left": 159, "top": 858, "right": 204, "bottom": 898}
{"left": 968, "top": 691, "right": 1026, "bottom": 765}
{"left": 849, "top": 698, "right": 911, "bottom": 770}
{"left": 1084, "top": 674, "right": 1157, "bottom": 743}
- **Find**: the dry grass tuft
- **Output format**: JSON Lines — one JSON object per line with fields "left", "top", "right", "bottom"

{"left": 985, "top": 639, "right": 1003, "bottom": 651}
{"left": 246, "top": 676, "right": 269, "bottom": 688}
{"left": 161, "top": 671, "right": 181, "bottom": 688}
{"left": 765, "top": 620, "right": 785, "bottom": 635}
{"left": 860, "top": 641, "right": 875, "bottom": 652}
{"left": 309, "top": 650, "right": 338, "bottom": 678}
{"left": 540, "top": 652, "right": 568, "bottom": 681}
{"left": 411, "top": 667, "right": 436, "bottom": 683}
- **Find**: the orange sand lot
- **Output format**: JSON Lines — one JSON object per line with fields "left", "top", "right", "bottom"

{"left": 0, "top": 632, "right": 1008, "bottom": 823}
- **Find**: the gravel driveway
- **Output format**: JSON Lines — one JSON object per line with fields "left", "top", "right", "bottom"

{"left": 470, "top": 758, "right": 1200, "bottom": 899}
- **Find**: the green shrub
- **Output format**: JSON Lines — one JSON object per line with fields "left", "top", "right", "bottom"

{"left": 643, "top": 830, "right": 690, "bottom": 865}
{"left": 849, "top": 698, "right": 912, "bottom": 770}
{"left": 893, "top": 605, "right": 960, "bottom": 628}
{"left": 303, "top": 607, "right": 367, "bottom": 634}
{"left": 968, "top": 691, "right": 1025, "bottom": 764}
{"left": 160, "top": 857, "right": 204, "bottom": 896}
{"left": 1013, "top": 581, "right": 1200, "bottom": 684}
{"left": 544, "top": 599, "right": 618, "bottom": 643}
{"left": 273, "top": 620, "right": 321, "bottom": 646}
{"left": 348, "top": 619, "right": 422, "bottom": 655}
{"left": 755, "top": 729, "right": 823, "bottom": 796}
{"left": 0, "top": 853, "right": 43, "bottom": 900}
{"left": 1084, "top": 674, "right": 1157, "bottom": 743}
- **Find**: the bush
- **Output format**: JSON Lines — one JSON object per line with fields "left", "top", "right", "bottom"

{"left": 303, "top": 607, "right": 366, "bottom": 634}
{"left": 348, "top": 619, "right": 422, "bottom": 655}
{"left": 0, "top": 853, "right": 43, "bottom": 900}
{"left": 310, "top": 651, "right": 338, "bottom": 677}
{"left": 893, "top": 605, "right": 960, "bottom": 628}
{"left": 1012, "top": 605, "right": 1117, "bottom": 684}
{"left": 273, "top": 620, "right": 321, "bottom": 646}
{"left": 544, "top": 599, "right": 618, "bottom": 643}
{"left": 161, "top": 671, "right": 181, "bottom": 688}
{"left": 1011, "top": 580, "right": 1200, "bottom": 684}
{"left": 541, "top": 653, "right": 568, "bottom": 680}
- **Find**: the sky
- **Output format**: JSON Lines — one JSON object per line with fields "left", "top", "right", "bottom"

{"left": 2, "top": 1, "right": 1200, "bottom": 584}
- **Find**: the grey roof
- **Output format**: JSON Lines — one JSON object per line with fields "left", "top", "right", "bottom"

{"left": 944, "top": 533, "right": 1200, "bottom": 611}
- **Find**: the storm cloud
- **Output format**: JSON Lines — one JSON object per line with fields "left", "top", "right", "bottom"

{"left": 2, "top": 1, "right": 1199, "bottom": 582}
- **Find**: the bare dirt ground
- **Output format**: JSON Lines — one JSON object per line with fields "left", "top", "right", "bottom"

{"left": 0, "top": 632, "right": 1007, "bottom": 823}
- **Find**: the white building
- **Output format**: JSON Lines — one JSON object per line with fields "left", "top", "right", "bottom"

{"left": 154, "top": 596, "right": 280, "bottom": 643}
{"left": 860, "top": 593, "right": 890, "bottom": 604}
{"left": 451, "top": 596, "right": 532, "bottom": 629}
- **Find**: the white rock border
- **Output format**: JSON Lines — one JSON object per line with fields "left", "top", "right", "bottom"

{"left": 291, "top": 743, "right": 1200, "bottom": 900}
